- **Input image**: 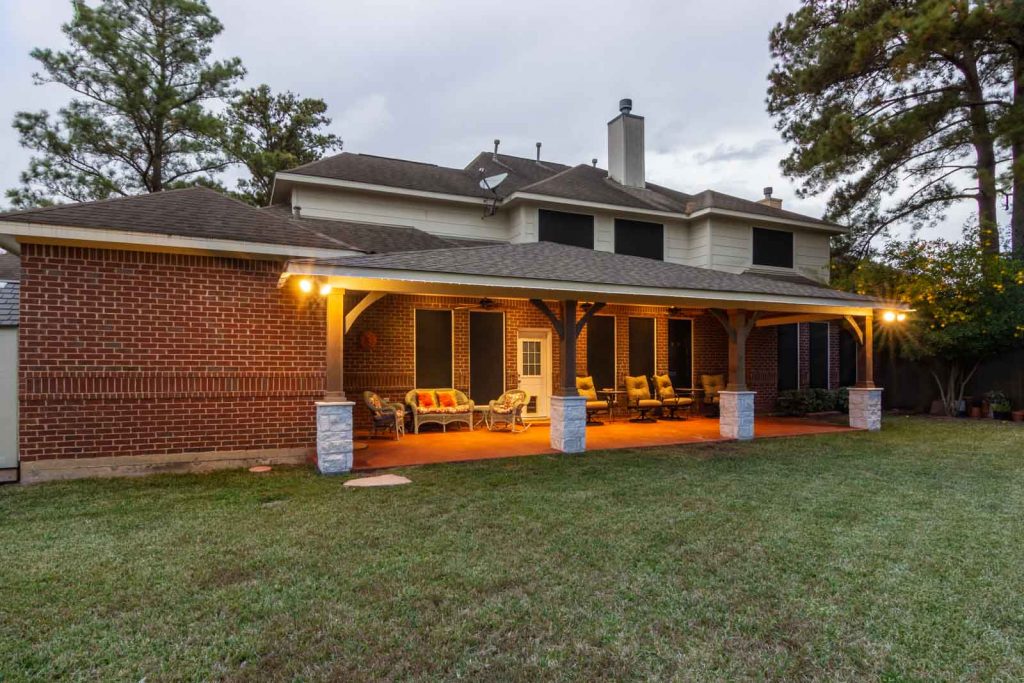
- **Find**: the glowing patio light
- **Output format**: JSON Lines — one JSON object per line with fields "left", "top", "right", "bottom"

{"left": 298, "top": 278, "right": 314, "bottom": 293}
{"left": 319, "top": 283, "right": 333, "bottom": 297}
{"left": 882, "top": 311, "right": 896, "bottom": 322}
{"left": 896, "top": 312, "right": 907, "bottom": 322}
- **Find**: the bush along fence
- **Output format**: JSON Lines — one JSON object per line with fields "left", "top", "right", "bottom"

{"left": 776, "top": 388, "right": 850, "bottom": 417}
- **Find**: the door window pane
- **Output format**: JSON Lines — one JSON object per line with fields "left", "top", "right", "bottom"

{"left": 521, "top": 340, "right": 541, "bottom": 376}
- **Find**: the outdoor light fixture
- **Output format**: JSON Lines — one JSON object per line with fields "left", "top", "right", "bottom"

{"left": 896, "top": 313, "right": 907, "bottom": 322}
{"left": 882, "top": 311, "right": 896, "bottom": 322}
{"left": 319, "top": 283, "right": 332, "bottom": 296}
{"left": 298, "top": 278, "right": 314, "bottom": 293}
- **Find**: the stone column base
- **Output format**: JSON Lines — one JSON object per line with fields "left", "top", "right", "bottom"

{"left": 719, "top": 391, "right": 755, "bottom": 440}
{"left": 848, "top": 387, "right": 883, "bottom": 431}
{"left": 316, "top": 401, "right": 355, "bottom": 474}
{"left": 550, "top": 395, "right": 587, "bottom": 453}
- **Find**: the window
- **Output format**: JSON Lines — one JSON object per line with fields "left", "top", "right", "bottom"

{"left": 614, "top": 219, "right": 663, "bottom": 260}
{"left": 808, "top": 322, "right": 829, "bottom": 389}
{"left": 839, "top": 326, "right": 857, "bottom": 387}
{"left": 539, "top": 209, "right": 594, "bottom": 249}
{"left": 586, "top": 315, "right": 616, "bottom": 391}
{"left": 777, "top": 324, "right": 798, "bottom": 392}
{"left": 667, "top": 319, "right": 693, "bottom": 388}
{"left": 628, "top": 317, "right": 655, "bottom": 378}
{"left": 752, "top": 227, "right": 793, "bottom": 268}
{"left": 415, "top": 310, "right": 453, "bottom": 387}
{"left": 521, "top": 340, "right": 542, "bottom": 376}
{"left": 469, "top": 311, "right": 504, "bottom": 403}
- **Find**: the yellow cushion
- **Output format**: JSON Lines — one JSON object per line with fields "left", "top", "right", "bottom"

{"left": 637, "top": 399, "right": 662, "bottom": 408}
{"left": 625, "top": 375, "right": 651, "bottom": 402}
{"left": 585, "top": 400, "right": 609, "bottom": 410}
{"left": 701, "top": 374, "right": 724, "bottom": 397}
{"left": 576, "top": 376, "right": 598, "bottom": 401}
{"left": 653, "top": 373, "right": 675, "bottom": 399}
{"left": 662, "top": 397, "right": 693, "bottom": 407}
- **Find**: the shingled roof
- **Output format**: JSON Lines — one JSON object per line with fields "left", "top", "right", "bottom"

{"left": 0, "top": 281, "right": 18, "bottom": 327}
{"left": 0, "top": 252, "right": 19, "bottom": 282}
{"left": 0, "top": 187, "right": 346, "bottom": 251}
{"left": 279, "top": 150, "right": 842, "bottom": 230}
{"left": 261, "top": 205, "right": 461, "bottom": 253}
{"left": 314, "top": 241, "right": 875, "bottom": 304}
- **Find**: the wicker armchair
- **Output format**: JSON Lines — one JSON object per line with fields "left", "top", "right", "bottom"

{"left": 652, "top": 373, "right": 694, "bottom": 420}
{"left": 576, "top": 376, "right": 612, "bottom": 424}
{"left": 486, "top": 389, "right": 530, "bottom": 432}
{"left": 405, "top": 388, "right": 474, "bottom": 433}
{"left": 625, "top": 375, "right": 662, "bottom": 422}
{"left": 362, "top": 391, "right": 405, "bottom": 440}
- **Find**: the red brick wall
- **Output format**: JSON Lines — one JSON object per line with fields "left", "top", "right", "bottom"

{"left": 19, "top": 244, "right": 326, "bottom": 461}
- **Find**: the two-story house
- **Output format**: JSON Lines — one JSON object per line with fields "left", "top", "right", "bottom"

{"left": 0, "top": 100, "right": 901, "bottom": 481}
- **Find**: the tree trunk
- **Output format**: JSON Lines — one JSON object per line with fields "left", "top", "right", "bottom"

{"left": 1012, "top": 53, "right": 1024, "bottom": 256}
{"left": 963, "top": 52, "right": 1001, "bottom": 255}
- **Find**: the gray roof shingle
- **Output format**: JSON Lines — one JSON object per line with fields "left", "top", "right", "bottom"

{"left": 0, "top": 187, "right": 346, "bottom": 251}
{"left": 316, "top": 241, "right": 875, "bottom": 304}
{"left": 0, "top": 281, "right": 19, "bottom": 327}
{"left": 261, "top": 205, "right": 458, "bottom": 253}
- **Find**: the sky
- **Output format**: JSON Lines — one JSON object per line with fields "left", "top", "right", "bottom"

{"left": 0, "top": 0, "right": 986, "bottom": 242}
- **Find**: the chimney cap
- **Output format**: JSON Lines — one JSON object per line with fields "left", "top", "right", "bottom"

{"left": 619, "top": 98, "right": 633, "bottom": 114}
{"left": 763, "top": 186, "right": 773, "bottom": 198}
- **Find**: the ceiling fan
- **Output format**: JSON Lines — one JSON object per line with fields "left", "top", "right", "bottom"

{"left": 452, "top": 298, "right": 500, "bottom": 310}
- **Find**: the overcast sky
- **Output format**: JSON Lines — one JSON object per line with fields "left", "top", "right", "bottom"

{"left": 0, "top": 0, "right": 982, "bottom": 241}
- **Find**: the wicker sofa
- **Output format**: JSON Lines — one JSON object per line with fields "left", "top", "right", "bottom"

{"left": 404, "top": 388, "right": 474, "bottom": 434}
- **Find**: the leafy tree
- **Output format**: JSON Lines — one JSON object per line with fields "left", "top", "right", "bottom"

{"left": 221, "top": 85, "right": 342, "bottom": 206}
{"left": 768, "top": 0, "right": 1024, "bottom": 257}
{"left": 7, "top": 0, "right": 244, "bottom": 208}
{"left": 843, "top": 234, "right": 1024, "bottom": 415}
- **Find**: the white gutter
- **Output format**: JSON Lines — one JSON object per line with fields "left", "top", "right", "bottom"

{"left": 0, "top": 220, "right": 360, "bottom": 260}
{"left": 273, "top": 173, "right": 490, "bottom": 207}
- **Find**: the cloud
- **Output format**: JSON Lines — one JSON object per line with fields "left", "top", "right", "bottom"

{"left": 694, "top": 139, "right": 781, "bottom": 164}
{"left": 334, "top": 94, "right": 394, "bottom": 151}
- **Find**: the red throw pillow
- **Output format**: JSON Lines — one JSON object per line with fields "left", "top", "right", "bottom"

{"left": 437, "top": 391, "right": 457, "bottom": 408}
{"left": 417, "top": 391, "right": 435, "bottom": 408}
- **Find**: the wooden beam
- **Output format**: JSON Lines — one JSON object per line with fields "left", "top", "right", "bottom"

{"left": 325, "top": 288, "right": 346, "bottom": 401}
{"left": 855, "top": 314, "right": 874, "bottom": 388}
{"left": 575, "top": 302, "right": 606, "bottom": 336}
{"left": 344, "top": 291, "right": 386, "bottom": 334}
{"left": 755, "top": 313, "right": 840, "bottom": 328}
{"left": 558, "top": 299, "right": 579, "bottom": 396}
{"left": 843, "top": 315, "right": 864, "bottom": 345}
{"left": 529, "top": 299, "right": 565, "bottom": 339}
{"left": 711, "top": 309, "right": 761, "bottom": 391}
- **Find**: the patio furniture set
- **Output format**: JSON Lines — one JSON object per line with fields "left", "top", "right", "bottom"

{"left": 360, "top": 374, "right": 725, "bottom": 440}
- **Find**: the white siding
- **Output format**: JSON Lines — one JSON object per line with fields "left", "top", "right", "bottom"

{"left": 509, "top": 205, "right": 538, "bottom": 243}
{"left": 706, "top": 216, "right": 832, "bottom": 283}
{"left": 293, "top": 186, "right": 513, "bottom": 242}
{"left": 594, "top": 215, "right": 614, "bottom": 252}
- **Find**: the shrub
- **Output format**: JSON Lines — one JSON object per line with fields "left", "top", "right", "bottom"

{"left": 777, "top": 388, "right": 849, "bottom": 416}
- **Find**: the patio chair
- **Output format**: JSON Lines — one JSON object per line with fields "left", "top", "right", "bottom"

{"left": 576, "top": 376, "right": 612, "bottom": 424}
{"left": 652, "top": 373, "right": 694, "bottom": 420}
{"left": 701, "top": 374, "right": 725, "bottom": 417}
{"left": 362, "top": 390, "right": 405, "bottom": 440}
{"left": 625, "top": 375, "right": 662, "bottom": 422}
{"left": 486, "top": 389, "right": 530, "bottom": 432}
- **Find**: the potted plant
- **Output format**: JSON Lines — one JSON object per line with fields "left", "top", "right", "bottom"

{"left": 985, "top": 390, "right": 1010, "bottom": 419}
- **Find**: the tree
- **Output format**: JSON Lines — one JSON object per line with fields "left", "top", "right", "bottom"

{"left": 221, "top": 85, "right": 342, "bottom": 206}
{"left": 842, "top": 234, "right": 1024, "bottom": 415}
{"left": 768, "top": 0, "right": 1024, "bottom": 257}
{"left": 7, "top": 0, "right": 244, "bottom": 208}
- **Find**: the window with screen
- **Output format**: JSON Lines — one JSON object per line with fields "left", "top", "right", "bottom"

{"left": 628, "top": 317, "right": 655, "bottom": 378}
{"left": 538, "top": 209, "right": 594, "bottom": 249}
{"left": 586, "top": 315, "right": 616, "bottom": 391}
{"left": 415, "top": 309, "right": 453, "bottom": 387}
{"left": 752, "top": 227, "right": 794, "bottom": 268}
{"left": 614, "top": 219, "right": 663, "bottom": 260}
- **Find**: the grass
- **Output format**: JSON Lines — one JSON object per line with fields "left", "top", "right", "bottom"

{"left": 1, "top": 417, "right": 1023, "bottom": 680}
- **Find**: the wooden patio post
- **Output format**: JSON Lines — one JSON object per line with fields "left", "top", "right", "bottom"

{"left": 325, "top": 288, "right": 346, "bottom": 400}
{"left": 726, "top": 310, "right": 750, "bottom": 391}
{"left": 557, "top": 299, "right": 578, "bottom": 396}
{"left": 855, "top": 314, "right": 874, "bottom": 388}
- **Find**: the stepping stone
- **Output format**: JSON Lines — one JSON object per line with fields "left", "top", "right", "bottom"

{"left": 344, "top": 474, "right": 411, "bottom": 488}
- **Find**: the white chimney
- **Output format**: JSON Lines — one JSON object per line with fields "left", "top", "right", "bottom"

{"left": 607, "top": 98, "right": 645, "bottom": 189}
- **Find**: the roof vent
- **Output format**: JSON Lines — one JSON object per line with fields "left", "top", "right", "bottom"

{"left": 535, "top": 141, "right": 542, "bottom": 162}
{"left": 619, "top": 98, "right": 632, "bottom": 114}
{"left": 592, "top": 158, "right": 598, "bottom": 167}
{"left": 493, "top": 139, "right": 500, "bottom": 160}
{"left": 292, "top": 205, "right": 302, "bottom": 218}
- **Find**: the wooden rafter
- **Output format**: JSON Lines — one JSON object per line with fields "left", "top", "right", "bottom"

{"left": 530, "top": 299, "right": 565, "bottom": 339}
{"left": 575, "top": 302, "right": 607, "bottom": 336}
{"left": 843, "top": 315, "right": 864, "bottom": 345}
{"left": 345, "top": 291, "right": 386, "bottom": 334}
{"left": 754, "top": 313, "right": 840, "bottom": 328}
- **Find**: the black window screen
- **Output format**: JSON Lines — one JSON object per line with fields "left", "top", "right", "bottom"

{"left": 415, "top": 309, "right": 452, "bottom": 387}
{"left": 628, "top": 317, "right": 655, "bottom": 378}
{"left": 469, "top": 311, "right": 504, "bottom": 403}
{"left": 615, "top": 219, "right": 664, "bottom": 260}
{"left": 839, "top": 326, "right": 857, "bottom": 387}
{"left": 539, "top": 209, "right": 594, "bottom": 249}
{"left": 586, "top": 315, "right": 616, "bottom": 391}
{"left": 752, "top": 227, "right": 794, "bottom": 268}
{"left": 667, "top": 319, "right": 693, "bottom": 388}
{"left": 809, "top": 322, "right": 829, "bottom": 389}
{"left": 777, "top": 324, "right": 798, "bottom": 391}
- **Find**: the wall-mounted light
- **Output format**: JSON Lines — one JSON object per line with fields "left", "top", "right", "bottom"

{"left": 298, "top": 278, "right": 314, "bottom": 294}
{"left": 896, "top": 313, "right": 906, "bottom": 322}
{"left": 319, "top": 283, "right": 333, "bottom": 297}
{"left": 881, "top": 310, "right": 907, "bottom": 323}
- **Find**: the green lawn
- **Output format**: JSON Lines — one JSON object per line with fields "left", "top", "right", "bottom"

{"left": 2, "top": 417, "right": 1023, "bottom": 680}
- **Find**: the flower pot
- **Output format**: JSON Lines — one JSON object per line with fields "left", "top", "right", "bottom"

{"left": 969, "top": 406, "right": 982, "bottom": 419}
{"left": 1012, "top": 410, "right": 1024, "bottom": 423}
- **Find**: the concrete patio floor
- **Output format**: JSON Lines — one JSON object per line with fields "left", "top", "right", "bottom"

{"left": 352, "top": 416, "right": 854, "bottom": 470}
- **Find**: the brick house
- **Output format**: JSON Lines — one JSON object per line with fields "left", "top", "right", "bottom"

{"left": 0, "top": 100, "right": 900, "bottom": 482}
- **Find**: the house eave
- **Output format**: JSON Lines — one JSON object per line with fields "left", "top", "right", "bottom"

{"left": 272, "top": 172, "right": 492, "bottom": 207}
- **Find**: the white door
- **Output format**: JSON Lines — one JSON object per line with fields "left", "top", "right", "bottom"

{"left": 517, "top": 330, "right": 551, "bottom": 419}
